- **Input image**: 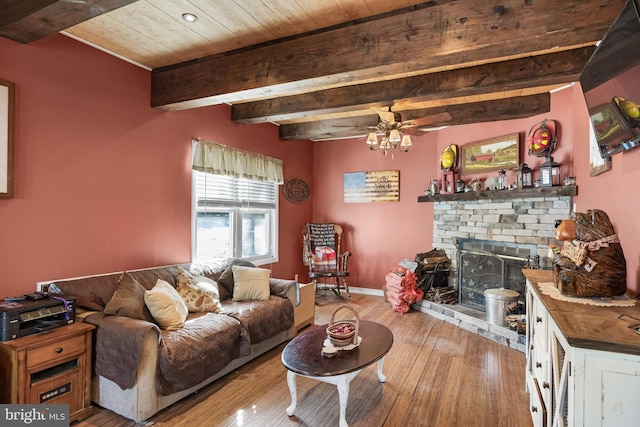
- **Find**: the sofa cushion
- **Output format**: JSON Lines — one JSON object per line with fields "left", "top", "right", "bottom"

{"left": 189, "top": 259, "right": 227, "bottom": 281}
{"left": 128, "top": 266, "right": 180, "bottom": 290}
{"left": 157, "top": 312, "right": 249, "bottom": 395}
{"left": 144, "top": 279, "right": 189, "bottom": 330}
{"left": 104, "top": 272, "right": 154, "bottom": 322}
{"left": 218, "top": 259, "right": 256, "bottom": 299}
{"left": 220, "top": 296, "right": 294, "bottom": 345}
{"left": 231, "top": 265, "right": 270, "bottom": 301}
{"left": 49, "top": 273, "right": 120, "bottom": 311}
{"left": 269, "top": 278, "right": 298, "bottom": 298}
{"left": 176, "top": 267, "right": 222, "bottom": 313}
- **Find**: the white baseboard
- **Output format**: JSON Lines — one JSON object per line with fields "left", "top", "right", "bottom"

{"left": 348, "top": 286, "right": 384, "bottom": 297}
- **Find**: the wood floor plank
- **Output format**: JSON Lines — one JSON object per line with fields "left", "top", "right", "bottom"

{"left": 73, "top": 294, "right": 532, "bottom": 427}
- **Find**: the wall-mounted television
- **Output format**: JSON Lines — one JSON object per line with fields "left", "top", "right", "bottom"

{"left": 580, "top": 0, "right": 640, "bottom": 158}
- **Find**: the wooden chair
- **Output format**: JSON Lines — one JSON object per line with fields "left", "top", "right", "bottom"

{"left": 302, "top": 223, "right": 351, "bottom": 298}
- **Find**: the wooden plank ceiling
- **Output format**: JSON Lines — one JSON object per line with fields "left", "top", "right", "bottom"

{"left": 0, "top": 0, "right": 628, "bottom": 141}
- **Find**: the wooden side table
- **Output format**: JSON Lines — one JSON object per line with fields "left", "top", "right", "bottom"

{"left": 294, "top": 282, "right": 315, "bottom": 332}
{"left": 0, "top": 322, "right": 95, "bottom": 422}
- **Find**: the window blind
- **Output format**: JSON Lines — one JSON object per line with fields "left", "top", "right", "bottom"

{"left": 195, "top": 172, "right": 277, "bottom": 209}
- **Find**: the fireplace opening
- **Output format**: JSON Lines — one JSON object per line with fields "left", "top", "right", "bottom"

{"left": 457, "top": 239, "right": 538, "bottom": 312}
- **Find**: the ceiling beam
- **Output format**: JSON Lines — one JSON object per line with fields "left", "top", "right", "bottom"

{"left": 232, "top": 47, "right": 595, "bottom": 124}
{"left": 279, "top": 94, "right": 551, "bottom": 141}
{"left": 0, "top": 0, "right": 139, "bottom": 43}
{"left": 151, "top": 0, "right": 623, "bottom": 111}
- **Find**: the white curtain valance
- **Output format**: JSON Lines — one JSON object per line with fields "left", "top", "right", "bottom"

{"left": 192, "top": 138, "right": 284, "bottom": 184}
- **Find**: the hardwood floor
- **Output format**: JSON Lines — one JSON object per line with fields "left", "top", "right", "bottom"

{"left": 74, "top": 294, "right": 532, "bottom": 427}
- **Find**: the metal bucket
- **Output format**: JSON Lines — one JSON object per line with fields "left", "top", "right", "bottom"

{"left": 484, "top": 288, "right": 519, "bottom": 326}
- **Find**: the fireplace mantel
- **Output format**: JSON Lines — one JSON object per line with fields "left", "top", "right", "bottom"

{"left": 417, "top": 185, "right": 577, "bottom": 203}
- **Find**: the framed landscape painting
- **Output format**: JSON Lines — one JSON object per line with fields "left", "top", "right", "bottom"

{"left": 460, "top": 133, "right": 519, "bottom": 175}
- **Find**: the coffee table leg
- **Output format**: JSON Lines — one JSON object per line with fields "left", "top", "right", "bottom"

{"left": 286, "top": 370, "right": 297, "bottom": 416}
{"left": 336, "top": 376, "right": 350, "bottom": 427}
{"left": 377, "top": 357, "right": 386, "bottom": 383}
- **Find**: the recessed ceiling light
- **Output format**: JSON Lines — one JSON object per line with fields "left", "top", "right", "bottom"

{"left": 182, "top": 13, "right": 198, "bottom": 23}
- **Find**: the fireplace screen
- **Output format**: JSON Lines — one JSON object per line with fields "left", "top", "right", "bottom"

{"left": 457, "top": 239, "right": 537, "bottom": 311}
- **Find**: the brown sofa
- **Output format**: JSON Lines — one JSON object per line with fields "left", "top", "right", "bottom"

{"left": 39, "top": 261, "right": 299, "bottom": 422}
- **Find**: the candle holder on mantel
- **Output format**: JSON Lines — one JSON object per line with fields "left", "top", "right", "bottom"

{"left": 540, "top": 156, "right": 561, "bottom": 187}
{"left": 516, "top": 163, "right": 533, "bottom": 189}
{"left": 442, "top": 169, "right": 456, "bottom": 194}
{"left": 440, "top": 144, "right": 458, "bottom": 195}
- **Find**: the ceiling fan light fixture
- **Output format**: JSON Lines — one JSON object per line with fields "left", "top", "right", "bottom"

{"left": 400, "top": 135, "right": 412, "bottom": 152}
{"left": 388, "top": 129, "right": 401, "bottom": 144}
{"left": 366, "top": 132, "right": 379, "bottom": 150}
{"left": 379, "top": 138, "right": 391, "bottom": 153}
{"left": 365, "top": 108, "right": 413, "bottom": 156}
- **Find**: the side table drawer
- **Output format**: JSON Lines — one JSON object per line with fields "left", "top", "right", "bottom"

{"left": 27, "top": 334, "right": 85, "bottom": 369}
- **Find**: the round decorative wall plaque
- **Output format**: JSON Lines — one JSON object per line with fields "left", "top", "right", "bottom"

{"left": 283, "top": 178, "right": 310, "bottom": 204}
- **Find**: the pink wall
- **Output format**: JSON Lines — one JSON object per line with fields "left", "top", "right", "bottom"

{"left": 2, "top": 33, "right": 638, "bottom": 299}
{"left": 312, "top": 134, "right": 437, "bottom": 293}
{"left": 314, "top": 85, "right": 640, "bottom": 295}
{"left": 0, "top": 35, "right": 312, "bottom": 299}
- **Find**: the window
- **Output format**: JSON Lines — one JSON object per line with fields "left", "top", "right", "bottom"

{"left": 192, "top": 171, "right": 278, "bottom": 265}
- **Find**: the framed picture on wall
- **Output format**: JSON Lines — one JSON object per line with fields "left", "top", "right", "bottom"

{"left": 589, "top": 123, "right": 612, "bottom": 176}
{"left": 460, "top": 133, "right": 520, "bottom": 175}
{"left": 588, "top": 101, "right": 633, "bottom": 147}
{"left": 344, "top": 170, "right": 399, "bottom": 203}
{"left": 0, "top": 78, "right": 15, "bottom": 199}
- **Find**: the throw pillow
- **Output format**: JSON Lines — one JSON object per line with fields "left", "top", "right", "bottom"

{"left": 176, "top": 267, "right": 222, "bottom": 313}
{"left": 231, "top": 265, "right": 271, "bottom": 301}
{"left": 218, "top": 259, "right": 256, "bottom": 299}
{"left": 104, "top": 272, "right": 155, "bottom": 322}
{"left": 144, "top": 279, "right": 189, "bottom": 330}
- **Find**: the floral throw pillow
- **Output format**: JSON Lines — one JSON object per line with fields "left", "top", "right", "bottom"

{"left": 176, "top": 267, "right": 223, "bottom": 313}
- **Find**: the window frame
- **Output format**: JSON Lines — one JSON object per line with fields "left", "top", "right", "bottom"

{"left": 191, "top": 170, "right": 279, "bottom": 266}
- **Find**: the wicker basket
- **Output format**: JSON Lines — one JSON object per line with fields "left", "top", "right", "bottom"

{"left": 326, "top": 304, "right": 360, "bottom": 346}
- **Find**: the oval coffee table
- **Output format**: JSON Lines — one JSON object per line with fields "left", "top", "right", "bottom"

{"left": 281, "top": 320, "right": 393, "bottom": 427}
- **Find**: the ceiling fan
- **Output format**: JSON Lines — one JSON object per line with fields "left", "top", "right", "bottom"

{"left": 372, "top": 107, "right": 425, "bottom": 135}
{"left": 366, "top": 107, "right": 427, "bottom": 153}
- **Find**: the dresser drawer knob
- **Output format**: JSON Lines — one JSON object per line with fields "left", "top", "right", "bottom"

{"left": 543, "top": 382, "right": 550, "bottom": 389}
{"left": 532, "top": 406, "right": 538, "bottom": 413}
{"left": 536, "top": 362, "right": 542, "bottom": 368}
{"left": 536, "top": 316, "right": 543, "bottom": 323}
{"left": 55, "top": 347, "right": 63, "bottom": 353}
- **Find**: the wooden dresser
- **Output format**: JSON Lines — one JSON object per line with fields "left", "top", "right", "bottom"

{"left": 524, "top": 270, "right": 640, "bottom": 427}
{"left": 0, "top": 322, "right": 95, "bottom": 422}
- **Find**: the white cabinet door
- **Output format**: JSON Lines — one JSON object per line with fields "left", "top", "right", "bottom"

{"left": 584, "top": 354, "right": 640, "bottom": 427}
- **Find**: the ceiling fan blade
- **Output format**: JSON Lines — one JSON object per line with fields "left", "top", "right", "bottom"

{"left": 411, "top": 112, "right": 453, "bottom": 127}
{"left": 402, "top": 127, "right": 428, "bottom": 136}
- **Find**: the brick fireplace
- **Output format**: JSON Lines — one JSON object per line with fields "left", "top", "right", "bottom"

{"left": 413, "top": 186, "right": 577, "bottom": 351}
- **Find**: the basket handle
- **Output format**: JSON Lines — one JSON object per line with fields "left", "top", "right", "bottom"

{"left": 329, "top": 304, "right": 360, "bottom": 345}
